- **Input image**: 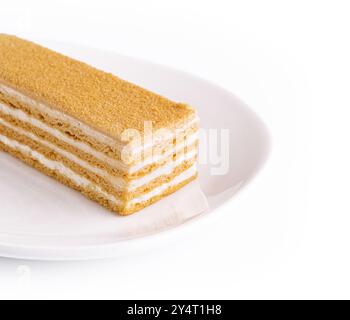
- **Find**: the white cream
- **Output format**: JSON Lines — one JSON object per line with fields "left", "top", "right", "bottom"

{"left": 0, "top": 116, "right": 197, "bottom": 191}
{"left": 128, "top": 149, "right": 197, "bottom": 189}
{"left": 0, "top": 133, "right": 197, "bottom": 207}
{"left": 0, "top": 101, "right": 198, "bottom": 174}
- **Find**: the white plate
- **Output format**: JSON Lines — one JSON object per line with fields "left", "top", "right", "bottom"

{"left": 0, "top": 41, "right": 270, "bottom": 260}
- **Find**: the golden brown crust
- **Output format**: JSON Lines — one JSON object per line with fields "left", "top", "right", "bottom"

{"left": 0, "top": 34, "right": 195, "bottom": 140}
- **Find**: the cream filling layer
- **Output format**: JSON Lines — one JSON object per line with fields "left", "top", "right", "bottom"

{"left": 0, "top": 101, "right": 199, "bottom": 174}
{"left": 0, "top": 116, "right": 197, "bottom": 191}
{"left": 0, "top": 83, "right": 199, "bottom": 151}
{"left": 0, "top": 133, "right": 197, "bottom": 208}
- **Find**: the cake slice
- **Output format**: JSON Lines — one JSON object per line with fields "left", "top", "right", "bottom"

{"left": 0, "top": 35, "right": 199, "bottom": 215}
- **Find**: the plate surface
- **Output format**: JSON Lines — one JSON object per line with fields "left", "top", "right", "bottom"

{"left": 0, "top": 41, "right": 270, "bottom": 260}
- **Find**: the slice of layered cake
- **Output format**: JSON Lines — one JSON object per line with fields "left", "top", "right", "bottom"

{"left": 0, "top": 35, "right": 199, "bottom": 215}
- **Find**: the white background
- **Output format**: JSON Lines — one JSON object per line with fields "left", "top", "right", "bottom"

{"left": 0, "top": 0, "right": 349, "bottom": 299}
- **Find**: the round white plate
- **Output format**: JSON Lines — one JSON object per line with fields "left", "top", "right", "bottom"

{"left": 0, "top": 41, "right": 270, "bottom": 260}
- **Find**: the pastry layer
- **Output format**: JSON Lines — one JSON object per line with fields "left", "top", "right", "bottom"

{"left": 0, "top": 35, "right": 196, "bottom": 141}
{"left": 0, "top": 133, "right": 198, "bottom": 215}
{"left": 0, "top": 116, "right": 197, "bottom": 199}
{"left": 0, "top": 93, "right": 199, "bottom": 173}
{"left": 0, "top": 101, "right": 199, "bottom": 179}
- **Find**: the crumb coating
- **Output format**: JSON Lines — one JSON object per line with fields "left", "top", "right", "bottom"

{"left": 0, "top": 35, "right": 195, "bottom": 140}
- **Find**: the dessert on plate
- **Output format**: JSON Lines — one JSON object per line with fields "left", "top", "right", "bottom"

{"left": 0, "top": 35, "right": 199, "bottom": 215}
